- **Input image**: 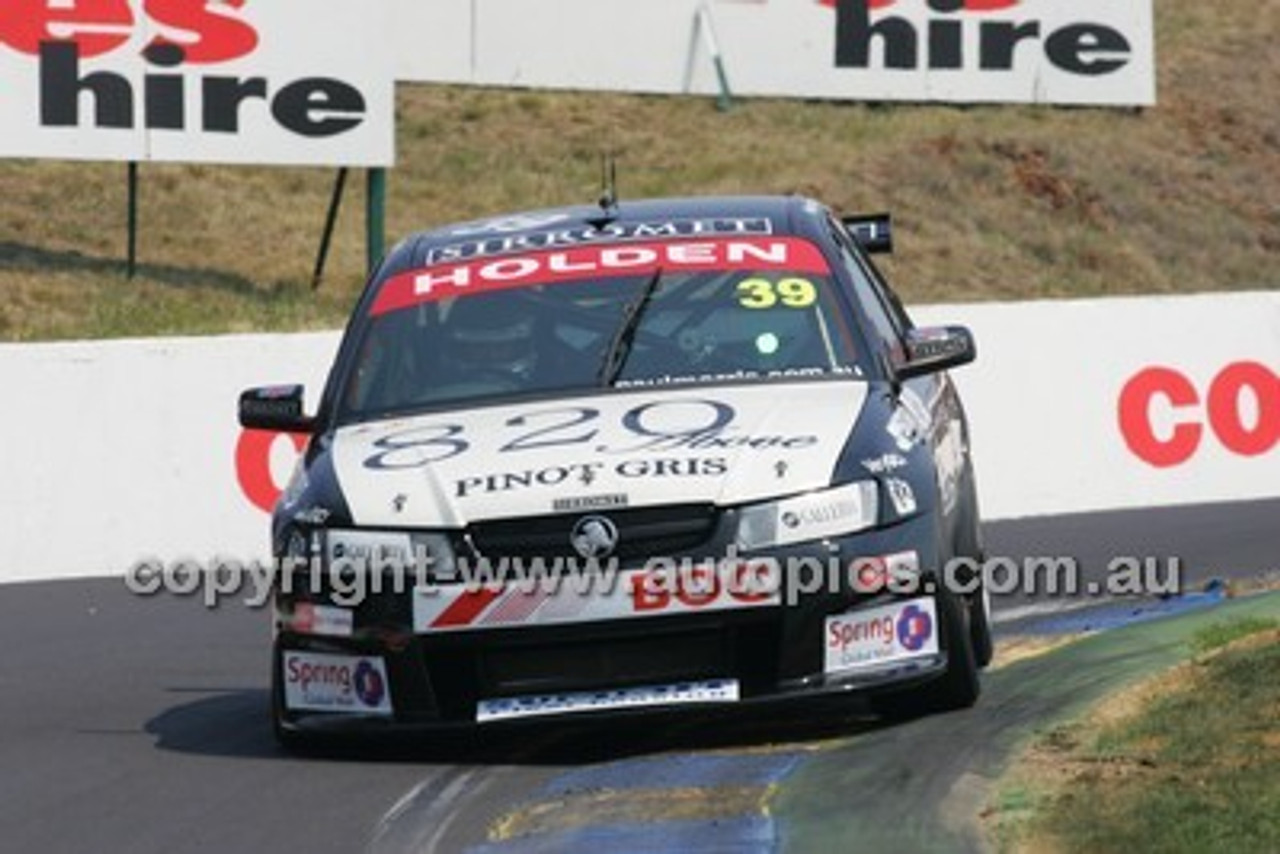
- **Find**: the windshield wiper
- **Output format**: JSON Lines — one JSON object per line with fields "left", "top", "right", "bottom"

{"left": 598, "top": 267, "right": 664, "bottom": 386}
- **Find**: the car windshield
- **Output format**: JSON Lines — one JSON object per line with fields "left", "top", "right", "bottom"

{"left": 339, "top": 235, "right": 867, "bottom": 421}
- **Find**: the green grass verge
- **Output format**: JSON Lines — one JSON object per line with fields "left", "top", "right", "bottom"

{"left": 1189, "top": 615, "right": 1279, "bottom": 653}
{"left": 996, "top": 616, "right": 1280, "bottom": 853}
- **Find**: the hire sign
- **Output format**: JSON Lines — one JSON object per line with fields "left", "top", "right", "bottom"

{"left": 0, "top": 0, "right": 393, "bottom": 165}
{"left": 392, "top": 0, "right": 1154, "bottom": 107}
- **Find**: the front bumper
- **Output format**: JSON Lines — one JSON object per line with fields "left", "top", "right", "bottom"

{"left": 274, "top": 515, "right": 959, "bottom": 731}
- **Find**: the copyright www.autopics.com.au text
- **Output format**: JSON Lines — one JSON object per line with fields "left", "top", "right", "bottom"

{"left": 123, "top": 550, "right": 1186, "bottom": 609}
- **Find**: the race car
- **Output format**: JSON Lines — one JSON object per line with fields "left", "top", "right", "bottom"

{"left": 239, "top": 194, "right": 991, "bottom": 744}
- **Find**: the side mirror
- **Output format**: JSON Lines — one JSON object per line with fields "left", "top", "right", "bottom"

{"left": 238, "top": 384, "right": 315, "bottom": 432}
{"left": 898, "top": 326, "right": 976, "bottom": 379}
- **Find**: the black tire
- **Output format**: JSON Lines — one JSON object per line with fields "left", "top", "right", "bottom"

{"left": 273, "top": 720, "right": 316, "bottom": 754}
{"left": 968, "top": 585, "right": 994, "bottom": 669}
{"left": 870, "top": 583, "right": 980, "bottom": 720}
{"left": 952, "top": 467, "right": 991, "bottom": 669}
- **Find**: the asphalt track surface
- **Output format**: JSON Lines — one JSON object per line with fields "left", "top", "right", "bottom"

{"left": 1, "top": 498, "right": 1275, "bottom": 853}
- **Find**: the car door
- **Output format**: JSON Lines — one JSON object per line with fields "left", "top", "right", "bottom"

{"left": 827, "top": 218, "right": 977, "bottom": 559}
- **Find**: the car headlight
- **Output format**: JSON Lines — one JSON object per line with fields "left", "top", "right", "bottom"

{"left": 323, "top": 529, "right": 456, "bottom": 578}
{"left": 735, "top": 482, "right": 879, "bottom": 551}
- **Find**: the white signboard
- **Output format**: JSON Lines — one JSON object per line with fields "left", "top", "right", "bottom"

{"left": 0, "top": 0, "right": 394, "bottom": 165}
{"left": 393, "top": 0, "right": 1154, "bottom": 107}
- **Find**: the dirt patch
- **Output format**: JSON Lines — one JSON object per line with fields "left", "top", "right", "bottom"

{"left": 1223, "top": 568, "right": 1280, "bottom": 597}
{"left": 986, "top": 627, "right": 1280, "bottom": 852}
{"left": 989, "top": 634, "right": 1088, "bottom": 670}
{"left": 489, "top": 784, "right": 766, "bottom": 841}
{"left": 986, "top": 141, "right": 1109, "bottom": 226}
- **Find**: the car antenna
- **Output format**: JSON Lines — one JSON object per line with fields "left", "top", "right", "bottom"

{"left": 587, "top": 152, "right": 619, "bottom": 229}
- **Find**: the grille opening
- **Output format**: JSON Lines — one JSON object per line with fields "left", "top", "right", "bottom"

{"left": 468, "top": 504, "right": 719, "bottom": 563}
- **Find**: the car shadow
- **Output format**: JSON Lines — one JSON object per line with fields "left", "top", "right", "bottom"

{"left": 145, "top": 687, "right": 889, "bottom": 766}
{"left": 144, "top": 687, "right": 281, "bottom": 759}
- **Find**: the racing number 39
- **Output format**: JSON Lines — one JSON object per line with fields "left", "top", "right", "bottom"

{"left": 736, "top": 277, "right": 817, "bottom": 309}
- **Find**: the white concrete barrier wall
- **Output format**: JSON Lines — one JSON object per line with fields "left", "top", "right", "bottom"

{"left": 913, "top": 292, "right": 1280, "bottom": 519}
{"left": 0, "top": 333, "right": 337, "bottom": 583}
{"left": 2, "top": 292, "right": 1276, "bottom": 583}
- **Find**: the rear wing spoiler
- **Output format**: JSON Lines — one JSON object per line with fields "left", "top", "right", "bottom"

{"left": 842, "top": 213, "right": 893, "bottom": 254}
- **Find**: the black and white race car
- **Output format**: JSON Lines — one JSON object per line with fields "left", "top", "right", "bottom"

{"left": 239, "top": 194, "right": 990, "bottom": 744}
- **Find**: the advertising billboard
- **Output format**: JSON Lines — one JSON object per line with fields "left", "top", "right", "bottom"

{"left": 0, "top": 0, "right": 394, "bottom": 165}
{"left": 393, "top": 0, "right": 1155, "bottom": 107}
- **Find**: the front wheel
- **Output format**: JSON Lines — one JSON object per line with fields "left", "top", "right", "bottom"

{"left": 968, "top": 584, "right": 994, "bottom": 669}
{"left": 870, "top": 584, "right": 980, "bottom": 720}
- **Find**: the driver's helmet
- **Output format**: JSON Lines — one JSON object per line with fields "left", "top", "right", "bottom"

{"left": 442, "top": 296, "right": 538, "bottom": 380}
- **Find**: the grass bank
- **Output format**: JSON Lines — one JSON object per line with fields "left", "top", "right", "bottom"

{"left": 989, "top": 616, "right": 1280, "bottom": 853}
{"left": 0, "top": 0, "right": 1276, "bottom": 340}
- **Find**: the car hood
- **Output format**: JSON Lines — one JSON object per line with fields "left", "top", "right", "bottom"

{"left": 330, "top": 380, "right": 868, "bottom": 527}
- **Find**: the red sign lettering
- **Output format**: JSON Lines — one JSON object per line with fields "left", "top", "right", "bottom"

{"left": 1207, "top": 362, "right": 1280, "bottom": 457}
{"left": 1118, "top": 362, "right": 1280, "bottom": 467}
{"left": 1118, "top": 366, "right": 1202, "bottom": 468}
{"left": 145, "top": 0, "right": 257, "bottom": 64}
{"left": 827, "top": 615, "right": 893, "bottom": 651}
{"left": 0, "top": 0, "right": 132, "bottom": 57}
{"left": 0, "top": 0, "right": 256, "bottom": 62}
{"left": 630, "top": 561, "right": 777, "bottom": 612}
{"left": 235, "top": 428, "right": 307, "bottom": 513}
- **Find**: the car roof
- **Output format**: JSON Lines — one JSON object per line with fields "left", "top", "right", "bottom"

{"left": 385, "top": 195, "right": 832, "bottom": 274}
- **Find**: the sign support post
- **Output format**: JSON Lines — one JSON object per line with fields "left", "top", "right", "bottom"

{"left": 311, "top": 168, "right": 349, "bottom": 289}
{"left": 126, "top": 162, "right": 139, "bottom": 279}
{"left": 366, "top": 167, "right": 386, "bottom": 275}
{"left": 696, "top": 5, "right": 733, "bottom": 112}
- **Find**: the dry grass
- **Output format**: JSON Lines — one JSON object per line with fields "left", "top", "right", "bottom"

{"left": 1, "top": 0, "right": 1277, "bottom": 340}
{"left": 988, "top": 626, "right": 1280, "bottom": 853}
